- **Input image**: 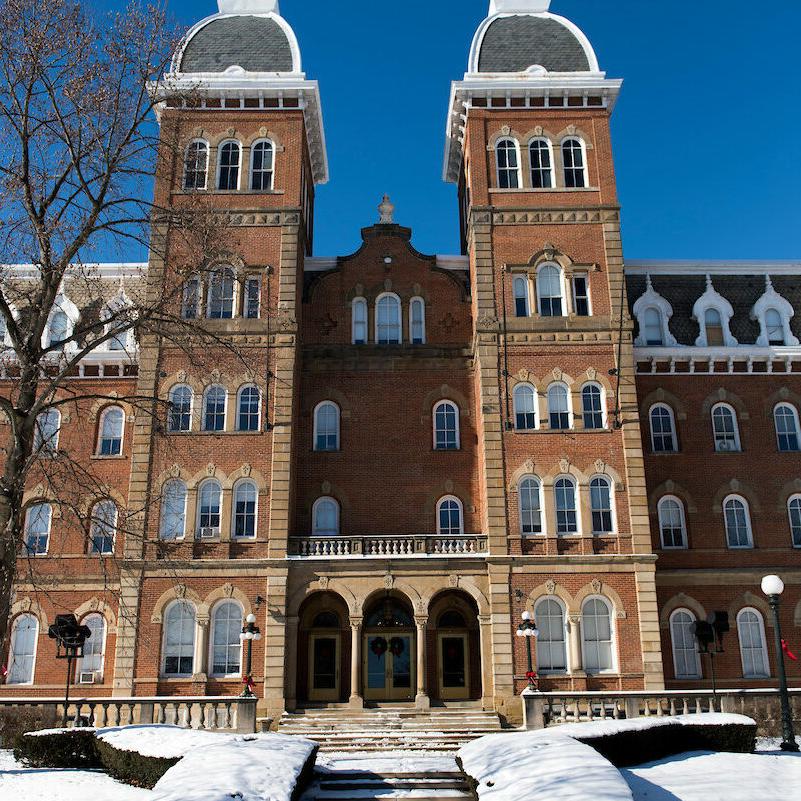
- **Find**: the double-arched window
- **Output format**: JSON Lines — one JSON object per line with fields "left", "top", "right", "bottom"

{"left": 537, "top": 264, "right": 564, "bottom": 317}
{"left": 534, "top": 598, "right": 567, "bottom": 673}
{"left": 25, "top": 503, "right": 51, "bottom": 555}
{"left": 562, "top": 137, "right": 587, "bottom": 188}
{"left": 658, "top": 496, "right": 687, "bottom": 549}
{"left": 236, "top": 385, "right": 261, "bottom": 432}
{"left": 34, "top": 408, "right": 61, "bottom": 454}
{"left": 217, "top": 141, "right": 241, "bottom": 190}
{"left": 312, "top": 497, "right": 339, "bottom": 536}
{"left": 774, "top": 403, "right": 800, "bottom": 452}
{"left": 433, "top": 401, "right": 460, "bottom": 450}
{"left": 513, "top": 384, "right": 537, "bottom": 431}
{"left": 160, "top": 479, "right": 188, "bottom": 540}
{"left": 711, "top": 403, "right": 740, "bottom": 452}
{"left": 97, "top": 406, "right": 125, "bottom": 456}
{"left": 162, "top": 601, "right": 196, "bottom": 677}
{"left": 250, "top": 139, "right": 274, "bottom": 191}
{"left": 529, "top": 138, "right": 554, "bottom": 189}
{"left": 496, "top": 138, "right": 521, "bottom": 189}
{"left": 670, "top": 609, "right": 701, "bottom": 679}
{"left": 89, "top": 500, "right": 117, "bottom": 555}
{"left": 169, "top": 385, "right": 193, "bottom": 432}
{"left": 197, "top": 480, "right": 222, "bottom": 536}
{"left": 437, "top": 496, "right": 464, "bottom": 537}
{"left": 649, "top": 403, "right": 677, "bottom": 453}
{"left": 582, "top": 384, "right": 604, "bottom": 430}
{"left": 7, "top": 614, "right": 38, "bottom": 685}
{"left": 547, "top": 383, "right": 571, "bottom": 430}
{"left": 581, "top": 597, "right": 614, "bottom": 673}
{"left": 724, "top": 495, "right": 753, "bottom": 549}
{"left": 519, "top": 477, "right": 543, "bottom": 535}
{"left": 184, "top": 140, "right": 209, "bottom": 190}
{"left": 233, "top": 481, "right": 258, "bottom": 538}
{"left": 554, "top": 477, "right": 578, "bottom": 535}
{"left": 314, "top": 401, "right": 340, "bottom": 451}
{"left": 590, "top": 476, "right": 614, "bottom": 534}
{"left": 211, "top": 601, "right": 243, "bottom": 677}
{"left": 376, "top": 293, "right": 402, "bottom": 344}
{"left": 203, "top": 385, "right": 227, "bottom": 432}
{"left": 737, "top": 608, "right": 769, "bottom": 678}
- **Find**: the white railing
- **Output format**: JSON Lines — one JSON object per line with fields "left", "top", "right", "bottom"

{"left": 288, "top": 534, "right": 489, "bottom": 558}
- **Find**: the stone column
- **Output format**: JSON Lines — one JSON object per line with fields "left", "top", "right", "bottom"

{"left": 478, "top": 614, "right": 495, "bottom": 709}
{"left": 349, "top": 618, "right": 363, "bottom": 709}
{"left": 284, "top": 616, "right": 299, "bottom": 711}
{"left": 415, "top": 617, "right": 429, "bottom": 710}
{"left": 567, "top": 614, "right": 583, "bottom": 673}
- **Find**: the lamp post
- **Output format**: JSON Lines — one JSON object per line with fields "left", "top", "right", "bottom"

{"left": 516, "top": 611, "right": 539, "bottom": 688}
{"left": 761, "top": 575, "right": 799, "bottom": 752}
{"left": 48, "top": 614, "right": 92, "bottom": 728}
{"left": 240, "top": 613, "right": 261, "bottom": 698}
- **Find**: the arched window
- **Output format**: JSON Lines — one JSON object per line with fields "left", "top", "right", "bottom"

{"left": 774, "top": 403, "right": 800, "bottom": 452}
{"left": 765, "top": 308, "right": 785, "bottom": 345}
{"left": 649, "top": 404, "right": 677, "bottom": 453}
{"left": 160, "top": 479, "right": 187, "bottom": 540}
{"left": 90, "top": 500, "right": 117, "bottom": 555}
{"left": 737, "top": 608, "right": 769, "bottom": 678}
{"left": 217, "top": 141, "right": 241, "bottom": 190}
{"left": 519, "top": 477, "right": 543, "bottom": 535}
{"left": 643, "top": 308, "right": 664, "bottom": 346}
{"left": 207, "top": 267, "right": 236, "bottom": 319}
{"left": 184, "top": 140, "right": 209, "bottom": 190}
{"left": 513, "top": 384, "right": 537, "bottom": 431}
{"left": 410, "top": 298, "right": 426, "bottom": 344}
{"left": 529, "top": 138, "right": 554, "bottom": 188}
{"left": 704, "top": 308, "right": 724, "bottom": 347}
{"left": 162, "top": 601, "right": 196, "bottom": 677}
{"left": 537, "top": 265, "right": 564, "bottom": 317}
{"left": 495, "top": 138, "right": 521, "bottom": 189}
{"left": 582, "top": 384, "right": 604, "bottom": 430}
{"left": 658, "top": 496, "right": 687, "bottom": 549}
{"left": 97, "top": 406, "right": 124, "bottom": 456}
{"left": 250, "top": 140, "right": 274, "bottom": 191}
{"left": 724, "top": 495, "right": 753, "bottom": 549}
{"left": 670, "top": 609, "right": 701, "bottom": 679}
{"left": 233, "top": 480, "right": 258, "bottom": 538}
{"left": 203, "top": 385, "right": 227, "bottom": 432}
{"left": 513, "top": 276, "right": 530, "bottom": 318}
{"left": 547, "top": 383, "right": 571, "bottom": 430}
{"left": 182, "top": 274, "right": 201, "bottom": 320}
{"left": 352, "top": 297, "right": 368, "bottom": 344}
{"left": 168, "top": 386, "right": 192, "bottom": 433}
{"left": 237, "top": 385, "right": 261, "bottom": 432}
{"left": 581, "top": 597, "right": 614, "bottom": 673}
{"left": 433, "top": 400, "right": 460, "bottom": 450}
{"left": 534, "top": 598, "right": 567, "bottom": 673}
{"left": 554, "top": 477, "right": 578, "bottom": 535}
{"left": 590, "top": 476, "right": 614, "bottom": 534}
{"left": 34, "top": 408, "right": 61, "bottom": 454}
{"left": 314, "top": 401, "right": 340, "bottom": 452}
{"left": 210, "top": 601, "right": 243, "bottom": 677}
{"left": 197, "top": 480, "right": 222, "bottom": 536}
{"left": 78, "top": 614, "right": 106, "bottom": 681}
{"left": 376, "top": 293, "right": 401, "bottom": 344}
{"left": 788, "top": 495, "right": 801, "bottom": 548}
{"left": 711, "top": 403, "right": 740, "bottom": 452}
{"left": 47, "top": 309, "right": 70, "bottom": 351}
{"left": 8, "top": 614, "right": 38, "bottom": 684}
{"left": 312, "top": 497, "right": 339, "bottom": 536}
{"left": 562, "top": 137, "right": 587, "bottom": 188}
{"left": 437, "top": 496, "right": 464, "bottom": 536}
{"left": 25, "top": 503, "right": 51, "bottom": 555}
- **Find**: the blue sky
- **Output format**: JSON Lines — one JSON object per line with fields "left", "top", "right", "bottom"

{"left": 123, "top": 1, "right": 801, "bottom": 260}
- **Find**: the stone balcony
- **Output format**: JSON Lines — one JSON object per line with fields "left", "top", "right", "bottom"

{"left": 287, "top": 534, "right": 489, "bottom": 559}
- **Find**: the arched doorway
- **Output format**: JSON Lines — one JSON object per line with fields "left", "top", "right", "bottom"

{"left": 363, "top": 594, "right": 416, "bottom": 702}
{"left": 297, "top": 592, "right": 349, "bottom": 704}
{"left": 428, "top": 591, "right": 481, "bottom": 702}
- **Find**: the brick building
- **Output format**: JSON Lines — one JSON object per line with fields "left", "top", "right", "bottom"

{"left": 2, "top": 0, "right": 799, "bottom": 721}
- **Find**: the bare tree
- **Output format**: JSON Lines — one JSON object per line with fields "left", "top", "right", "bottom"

{"left": 0, "top": 0, "right": 243, "bottom": 649}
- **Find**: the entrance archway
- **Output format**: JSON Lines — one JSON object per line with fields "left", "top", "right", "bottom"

{"left": 362, "top": 594, "right": 416, "bottom": 702}
{"left": 428, "top": 591, "right": 481, "bottom": 702}
{"left": 297, "top": 592, "right": 350, "bottom": 703}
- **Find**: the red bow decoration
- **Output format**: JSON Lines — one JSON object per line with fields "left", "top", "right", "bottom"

{"left": 782, "top": 639, "right": 798, "bottom": 662}
{"left": 525, "top": 671, "right": 538, "bottom": 680}
{"left": 243, "top": 675, "right": 256, "bottom": 691}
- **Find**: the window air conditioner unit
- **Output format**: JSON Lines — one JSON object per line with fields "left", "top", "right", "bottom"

{"left": 198, "top": 527, "right": 219, "bottom": 540}
{"left": 717, "top": 441, "right": 736, "bottom": 452}
{"left": 79, "top": 671, "right": 97, "bottom": 685}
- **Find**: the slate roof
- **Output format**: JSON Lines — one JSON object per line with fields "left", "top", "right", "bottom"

{"left": 477, "top": 16, "right": 590, "bottom": 73}
{"left": 179, "top": 16, "right": 294, "bottom": 74}
{"left": 626, "top": 274, "right": 801, "bottom": 346}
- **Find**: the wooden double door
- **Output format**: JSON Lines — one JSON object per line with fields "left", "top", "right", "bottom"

{"left": 363, "top": 631, "right": 415, "bottom": 701}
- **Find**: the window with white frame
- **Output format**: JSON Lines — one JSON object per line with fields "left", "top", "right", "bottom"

{"left": 233, "top": 480, "right": 257, "bottom": 538}
{"left": 47, "top": 309, "right": 70, "bottom": 351}
{"left": 554, "top": 477, "right": 578, "bottom": 535}
{"left": 217, "top": 141, "right": 241, "bottom": 190}
{"left": 314, "top": 401, "right": 340, "bottom": 451}
{"left": 581, "top": 597, "right": 614, "bottom": 673}
{"left": 90, "top": 500, "right": 117, "bottom": 555}
{"left": 519, "top": 477, "right": 543, "bottom": 535}
{"left": 410, "top": 298, "right": 426, "bottom": 344}
{"left": 513, "top": 276, "right": 530, "bottom": 317}
{"left": 711, "top": 403, "right": 740, "bottom": 452}
{"left": 197, "top": 480, "right": 222, "bottom": 535}
{"left": 590, "top": 476, "right": 614, "bottom": 534}
{"left": 765, "top": 308, "right": 785, "bottom": 345}
{"left": 788, "top": 495, "right": 801, "bottom": 548}
{"left": 495, "top": 138, "right": 521, "bottom": 189}
{"left": 547, "top": 383, "right": 571, "bottom": 430}
{"left": 376, "top": 293, "right": 401, "bottom": 344}
{"left": 658, "top": 496, "right": 687, "bottom": 549}
{"left": 437, "top": 496, "right": 464, "bottom": 536}
{"left": 160, "top": 479, "right": 187, "bottom": 540}
{"left": 78, "top": 614, "right": 105, "bottom": 680}
{"left": 162, "top": 601, "right": 196, "bottom": 677}
{"left": 704, "top": 308, "right": 725, "bottom": 346}
{"left": 97, "top": 406, "right": 124, "bottom": 456}
{"left": 203, "top": 385, "right": 227, "bottom": 432}
{"left": 534, "top": 598, "right": 567, "bottom": 673}
{"left": 513, "top": 384, "right": 537, "bottom": 431}
{"left": 250, "top": 140, "right": 274, "bottom": 191}
{"left": 184, "top": 140, "right": 209, "bottom": 190}
{"left": 207, "top": 267, "right": 236, "bottom": 319}
{"left": 572, "top": 274, "right": 590, "bottom": 317}
{"left": 537, "top": 264, "right": 564, "bottom": 317}
{"left": 7, "top": 614, "right": 38, "bottom": 684}
{"left": 529, "top": 138, "right": 554, "bottom": 188}
{"left": 312, "top": 497, "right": 339, "bottom": 536}
{"left": 352, "top": 297, "right": 368, "bottom": 344}
{"left": 737, "top": 608, "right": 769, "bottom": 678}
{"left": 244, "top": 275, "right": 261, "bottom": 319}
{"left": 751, "top": 277, "right": 798, "bottom": 347}
{"left": 650, "top": 404, "right": 678, "bottom": 453}
{"left": 433, "top": 400, "right": 460, "bottom": 450}
{"left": 670, "top": 609, "right": 701, "bottom": 679}
{"left": 642, "top": 307, "right": 665, "bottom": 346}
{"left": 182, "top": 275, "right": 201, "bottom": 320}
{"left": 582, "top": 384, "right": 604, "bottom": 429}
{"left": 211, "top": 601, "right": 243, "bottom": 677}
{"left": 724, "top": 495, "right": 753, "bottom": 548}
{"left": 774, "top": 403, "right": 800, "bottom": 452}
{"left": 25, "top": 503, "right": 51, "bottom": 555}
{"left": 562, "top": 137, "right": 587, "bottom": 188}
{"left": 169, "top": 385, "right": 193, "bottom": 432}
{"left": 237, "top": 385, "right": 261, "bottom": 432}
{"left": 34, "top": 408, "right": 60, "bottom": 454}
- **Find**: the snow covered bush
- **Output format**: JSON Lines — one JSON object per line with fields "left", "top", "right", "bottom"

{"left": 14, "top": 727, "right": 102, "bottom": 769}
{"left": 0, "top": 705, "right": 59, "bottom": 748}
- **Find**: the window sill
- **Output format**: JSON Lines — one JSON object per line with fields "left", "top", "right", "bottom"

{"left": 489, "top": 187, "right": 599, "bottom": 194}
{"left": 172, "top": 189, "right": 285, "bottom": 196}
{"left": 92, "top": 454, "right": 126, "bottom": 460}
{"left": 512, "top": 428, "right": 612, "bottom": 435}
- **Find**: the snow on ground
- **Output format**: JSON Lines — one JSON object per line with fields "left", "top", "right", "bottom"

{"left": 316, "top": 750, "right": 459, "bottom": 774}
{"left": 96, "top": 725, "right": 225, "bottom": 759}
{"left": 0, "top": 749, "right": 150, "bottom": 801}
{"left": 757, "top": 736, "right": 801, "bottom": 752}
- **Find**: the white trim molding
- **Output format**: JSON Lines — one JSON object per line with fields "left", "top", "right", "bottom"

{"left": 633, "top": 274, "right": 677, "bottom": 347}
{"left": 751, "top": 275, "right": 799, "bottom": 347}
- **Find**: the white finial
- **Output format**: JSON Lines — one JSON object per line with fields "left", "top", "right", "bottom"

{"left": 705, "top": 274, "right": 714, "bottom": 291}
{"left": 378, "top": 195, "right": 395, "bottom": 224}
{"left": 645, "top": 273, "right": 653, "bottom": 291}
{"left": 489, "top": 0, "right": 551, "bottom": 15}
{"left": 218, "top": 0, "right": 279, "bottom": 14}
{"left": 765, "top": 274, "right": 774, "bottom": 291}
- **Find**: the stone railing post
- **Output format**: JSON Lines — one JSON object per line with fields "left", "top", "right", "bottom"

{"left": 138, "top": 702, "right": 155, "bottom": 725}
{"left": 236, "top": 699, "right": 257, "bottom": 734}
{"left": 522, "top": 690, "right": 545, "bottom": 730}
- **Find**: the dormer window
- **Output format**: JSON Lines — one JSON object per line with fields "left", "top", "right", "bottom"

{"left": 643, "top": 308, "right": 664, "bottom": 346}
{"left": 704, "top": 308, "right": 724, "bottom": 347}
{"left": 633, "top": 275, "right": 677, "bottom": 348}
{"left": 751, "top": 276, "right": 798, "bottom": 348}
{"left": 692, "top": 275, "right": 736, "bottom": 348}
{"left": 765, "top": 309, "right": 784, "bottom": 344}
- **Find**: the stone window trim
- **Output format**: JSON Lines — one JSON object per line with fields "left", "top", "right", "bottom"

{"left": 657, "top": 495, "right": 688, "bottom": 550}
{"left": 750, "top": 275, "right": 799, "bottom": 347}
{"left": 691, "top": 275, "right": 737, "bottom": 347}
{"left": 536, "top": 262, "right": 568, "bottom": 318}
{"left": 632, "top": 275, "right": 678, "bottom": 347}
